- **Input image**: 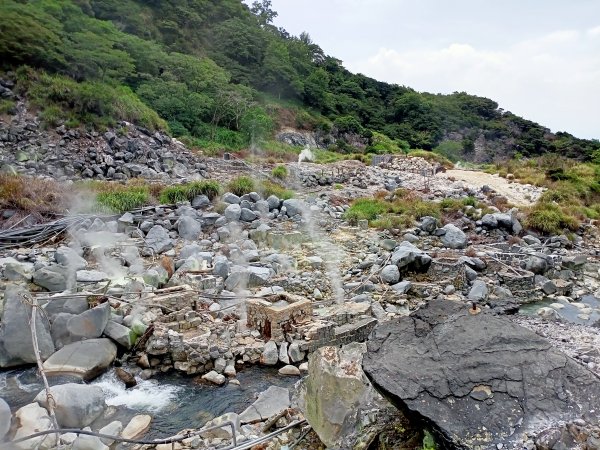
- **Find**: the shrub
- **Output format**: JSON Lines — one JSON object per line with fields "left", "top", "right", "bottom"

{"left": 227, "top": 176, "right": 255, "bottom": 197}
{"left": 159, "top": 186, "right": 190, "bottom": 204}
{"left": 433, "top": 141, "right": 463, "bottom": 162}
{"left": 96, "top": 188, "right": 149, "bottom": 213}
{"left": 259, "top": 181, "right": 294, "bottom": 200}
{"left": 462, "top": 196, "right": 478, "bottom": 207}
{"left": 390, "top": 194, "right": 441, "bottom": 219}
{"left": 334, "top": 115, "right": 363, "bottom": 134}
{"left": 539, "top": 183, "right": 581, "bottom": 205}
{"left": 0, "top": 99, "right": 16, "bottom": 115}
{"left": 371, "top": 213, "right": 413, "bottom": 230}
{"left": 0, "top": 174, "right": 67, "bottom": 217}
{"left": 344, "top": 198, "right": 388, "bottom": 224}
{"left": 159, "top": 180, "right": 221, "bottom": 203}
{"left": 17, "top": 68, "right": 165, "bottom": 130}
{"left": 524, "top": 203, "right": 580, "bottom": 235}
{"left": 260, "top": 140, "right": 301, "bottom": 162}
{"left": 272, "top": 165, "right": 288, "bottom": 179}
{"left": 366, "top": 131, "right": 405, "bottom": 155}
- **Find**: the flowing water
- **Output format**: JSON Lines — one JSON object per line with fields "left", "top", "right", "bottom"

{"left": 0, "top": 366, "right": 297, "bottom": 438}
{"left": 519, "top": 295, "right": 600, "bottom": 326}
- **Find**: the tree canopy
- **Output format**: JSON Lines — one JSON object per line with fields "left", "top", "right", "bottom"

{"left": 0, "top": 0, "right": 597, "bottom": 159}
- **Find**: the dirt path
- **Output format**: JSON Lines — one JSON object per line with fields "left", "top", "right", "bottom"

{"left": 439, "top": 169, "right": 544, "bottom": 207}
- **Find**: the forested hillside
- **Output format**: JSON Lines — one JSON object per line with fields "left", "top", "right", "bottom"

{"left": 1, "top": 0, "right": 598, "bottom": 162}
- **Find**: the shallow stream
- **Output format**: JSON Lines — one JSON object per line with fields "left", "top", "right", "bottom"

{"left": 519, "top": 294, "right": 600, "bottom": 326}
{"left": 0, "top": 366, "right": 297, "bottom": 439}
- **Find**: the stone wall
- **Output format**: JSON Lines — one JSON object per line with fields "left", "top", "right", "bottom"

{"left": 246, "top": 293, "right": 312, "bottom": 341}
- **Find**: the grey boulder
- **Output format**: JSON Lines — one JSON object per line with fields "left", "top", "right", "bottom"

{"left": 3, "top": 261, "right": 34, "bottom": 281}
{"left": 380, "top": 265, "right": 400, "bottom": 284}
{"left": 524, "top": 255, "right": 548, "bottom": 275}
{"left": 301, "top": 343, "right": 397, "bottom": 448}
{"left": 266, "top": 195, "right": 280, "bottom": 210}
{"left": 35, "top": 383, "right": 105, "bottom": 428}
{"left": 419, "top": 216, "right": 438, "bottom": 233}
{"left": 282, "top": 198, "right": 304, "bottom": 217}
{"left": 145, "top": 225, "right": 173, "bottom": 254}
{"left": 240, "top": 386, "right": 290, "bottom": 424}
{"left": 192, "top": 194, "right": 211, "bottom": 209}
{"left": 55, "top": 246, "right": 87, "bottom": 270}
{"left": 467, "top": 279, "right": 488, "bottom": 302}
{"left": 0, "top": 398, "right": 10, "bottom": 441}
{"left": 43, "top": 296, "right": 89, "bottom": 318}
{"left": 481, "top": 214, "right": 498, "bottom": 228}
{"left": 33, "top": 265, "right": 69, "bottom": 291}
{"left": 222, "top": 192, "right": 241, "bottom": 204}
{"left": 103, "top": 321, "right": 136, "bottom": 349}
{"left": 43, "top": 338, "right": 117, "bottom": 380}
{"left": 224, "top": 204, "right": 242, "bottom": 221}
{"left": 0, "top": 286, "right": 55, "bottom": 368}
{"left": 260, "top": 340, "right": 279, "bottom": 366}
{"left": 240, "top": 208, "right": 257, "bottom": 222}
{"left": 177, "top": 216, "right": 202, "bottom": 240}
{"left": 54, "top": 303, "right": 111, "bottom": 347}
{"left": 390, "top": 241, "right": 432, "bottom": 272}
{"left": 440, "top": 224, "right": 468, "bottom": 249}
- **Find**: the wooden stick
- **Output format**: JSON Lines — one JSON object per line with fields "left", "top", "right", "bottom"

{"left": 23, "top": 293, "right": 60, "bottom": 439}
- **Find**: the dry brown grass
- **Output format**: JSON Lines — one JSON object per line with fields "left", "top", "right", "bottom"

{"left": 0, "top": 174, "right": 68, "bottom": 220}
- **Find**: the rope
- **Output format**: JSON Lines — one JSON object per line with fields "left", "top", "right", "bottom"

{"left": 12, "top": 421, "right": 238, "bottom": 446}
{"left": 11, "top": 420, "right": 307, "bottom": 448}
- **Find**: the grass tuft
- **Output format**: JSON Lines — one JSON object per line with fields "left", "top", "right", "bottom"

{"left": 159, "top": 180, "right": 221, "bottom": 204}
{"left": 272, "top": 165, "right": 288, "bottom": 179}
{"left": 524, "top": 202, "right": 580, "bottom": 235}
{"left": 227, "top": 176, "right": 255, "bottom": 197}
{"left": 258, "top": 181, "right": 294, "bottom": 200}
{"left": 0, "top": 174, "right": 67, "bottom": 218}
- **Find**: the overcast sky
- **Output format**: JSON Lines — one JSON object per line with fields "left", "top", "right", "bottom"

{"left": 268, "top": 0, "right": 600, "bottom": 139}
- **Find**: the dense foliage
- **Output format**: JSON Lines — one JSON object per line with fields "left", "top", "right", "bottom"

{"left": 1, "top": 0, "right": 598, "bottom": 160}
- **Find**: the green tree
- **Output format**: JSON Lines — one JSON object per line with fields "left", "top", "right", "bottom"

{"left": 241, "top": 106, "right": 273, "bottom": 147}
{"left": 303, "top": 68, "right": 330, "bottom": 108}
{"left": 250, "top": 0, "right": 278, "bottom": 26}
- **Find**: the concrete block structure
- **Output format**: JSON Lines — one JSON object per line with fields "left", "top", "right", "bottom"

{"left": 246, "top": 293, "right": 312, "bottom": 341}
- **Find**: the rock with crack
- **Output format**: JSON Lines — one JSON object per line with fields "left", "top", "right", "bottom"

{"left": 299, "top": 343, "right": 406, "bottom": 449}
{"left": 363, "top": 299, "right": 600, "bottom": 449}
{"left": 42, "top": 338, "right": 117, "bottom": 380}
{"left": 239, "top": 386, "right": 290, "bottom": 424}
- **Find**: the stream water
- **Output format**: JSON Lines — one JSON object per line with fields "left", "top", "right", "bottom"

{"left": 519, "top": 294, "right": 600, "bottom": 326}
{"left": 0, "top": 366, "right": 297, "bottom": 439}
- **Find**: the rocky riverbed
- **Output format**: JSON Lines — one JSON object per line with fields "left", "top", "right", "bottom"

{"left": 1, "top": 107, "right": 600, "bottom": 449}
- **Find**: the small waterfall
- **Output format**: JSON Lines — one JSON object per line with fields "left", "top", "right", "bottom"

{"left": 92, "top": 371, "right": 182, "bottom": 413}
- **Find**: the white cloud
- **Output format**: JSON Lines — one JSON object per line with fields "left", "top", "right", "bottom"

{"left": 587, "top": 25, "right": 600, "bottom": 37}
{"left": 349, "top": 30, "right": 600, "bottom": 138}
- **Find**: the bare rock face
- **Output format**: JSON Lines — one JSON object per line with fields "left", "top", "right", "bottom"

{"left": 363, "top": 300, "right": 600, "bottom": 449}
{"left": 301, "top": 343, "right": 405, "bottom": 449}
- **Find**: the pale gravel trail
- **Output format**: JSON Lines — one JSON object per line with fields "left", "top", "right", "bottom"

{"left": 439, "top": 169, "right": 545, "bottom": 207}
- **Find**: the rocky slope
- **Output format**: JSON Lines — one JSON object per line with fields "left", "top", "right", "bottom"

{"left": 1, "top": 109, "right": 600, "bottom": 449}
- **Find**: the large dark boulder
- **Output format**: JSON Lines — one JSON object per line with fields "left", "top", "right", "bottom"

{"left": 363, "top": 300, "right": 600, "bottom": 449}
{"left": 0, "top": 286, "right": 55, "bottom": 368}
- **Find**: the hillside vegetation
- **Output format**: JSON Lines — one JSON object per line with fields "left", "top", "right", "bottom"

{"left": 1, "top": 0, "right": 599, "bottom": 162}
